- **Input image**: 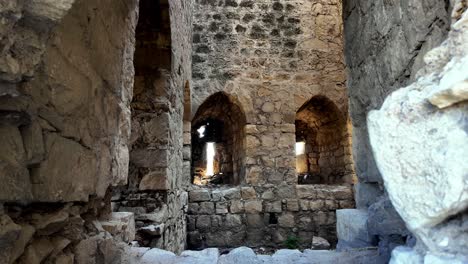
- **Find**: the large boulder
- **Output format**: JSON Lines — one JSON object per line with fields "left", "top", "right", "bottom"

{"left": 368, "top": 2, "right": 468, "bottom": 261}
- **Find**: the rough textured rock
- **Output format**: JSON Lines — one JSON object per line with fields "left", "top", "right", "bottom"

{"left": 368, "top": 2, "right": 468, "bottom": 262}
{"left": 311, "top": 236, "right": 331, "bottom": 250}
{"left": 336, "top": 209, "right": 376, "bottom": 250}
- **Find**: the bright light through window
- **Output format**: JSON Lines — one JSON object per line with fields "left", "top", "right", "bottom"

{"left": 206, "top": 142, "right": 216, "bottom": 176}
{"left": 295, "top": 142, "right": 306, "bottom": 156}
{"left": 197, "top": 125, "right": 206, "bottom": 138}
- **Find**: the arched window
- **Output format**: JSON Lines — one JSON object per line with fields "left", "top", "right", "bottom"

{"left": 295, "top": 96, "right": 350, "bottom": 184}
{"left": 191, "top": 92, "right": 246, "bottom": 185}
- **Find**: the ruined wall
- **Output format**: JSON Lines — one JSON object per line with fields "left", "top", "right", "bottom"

{"left": 187, "top": 185, "right": 354, "bottom": 250}
{"left": 188, "top": 0, "right": 353, "bottom": 248}
{"left": 0, "top": 0, "right": 140, "bottom": 263}
{"left": 342, "top": 0, "right": 452, "bottom": 260}
{"left": 113, "top": 0, "right": 193, "bottom": 253}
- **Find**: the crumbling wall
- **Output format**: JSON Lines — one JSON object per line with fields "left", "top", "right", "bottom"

{"left": 0, "top": 0, "right": 139, "bottom": 263}
{"left": 112, "top": 0, "right": 193, "bottom": 253}
{"left": 342, "top": 0, "right": 452, "bottom": 260}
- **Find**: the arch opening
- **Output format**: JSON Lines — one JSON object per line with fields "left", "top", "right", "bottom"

{"left": 191, "top": 92, "right": 246, "bottom": 186}
{"left": 295, "top": 96, "right": 351, "bottom": 185}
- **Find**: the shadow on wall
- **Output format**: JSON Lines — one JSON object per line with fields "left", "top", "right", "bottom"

{"left": 191, "top": 92, "right": 247, "bottom": 186}
{"left": 295, "top": 96, "right": 353, "bottom": 185}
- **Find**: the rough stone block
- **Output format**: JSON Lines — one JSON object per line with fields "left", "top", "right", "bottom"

{"left": 286, "top": 199, "right": 299, "bottom": 211}
{"left": 296, "top": 185, "right": 316, "bottom": 199}
{"left": 198, "top": 202, "right": 215, "bottom": 214}
{"left": 189, "top": 190, "right": 211, "bottom": 202}
{"left": 241, "top": 187, "right": 256, "bottom": 199}
{"left": 225, "top": 214, "right": 242, "bottom": 227}
{"left": 264, "top": 201, "right": 282, "bottom": 213}
{"left": 355, "top": 183, "right": 382, "bottom": 209}
{"left": 278, "top": 213, "right": 295, "bottom": 228}
{"left": 196, "top": 215, "right": 211, "bottom": 229}
{"left": 216, "top": 202, "right": 228, "bottom": 214}
{"left": 244, "top": 200, "right": 262, "bottom": 214}
{"left": 222, "top": 188, "right": 241, "bottom": 200}
{"left": 100, "top": 212, "right": 135, "bottom": 243}
{"left": 230, "top": 201, "right": 244, "bottom": 213}
{"left": 336, "top": 209, "right": 377, "bottom": 250}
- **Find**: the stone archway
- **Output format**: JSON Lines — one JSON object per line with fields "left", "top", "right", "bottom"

{"left": 191, "top": 92, "right": 247, "bottom": 185}
{"left": 295, "top": 95, "right": 353, "bottom": 185}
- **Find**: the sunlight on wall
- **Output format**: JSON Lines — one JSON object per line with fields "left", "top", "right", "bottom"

{"left": 206, "top": 142, "right": 216, "bottom": 176}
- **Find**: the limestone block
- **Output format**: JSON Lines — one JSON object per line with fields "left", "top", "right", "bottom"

{"left": 100, "top": 212, "right": 135, "bottom": 243}
{"left": 336, "top": 209, "right": 377, "bottom": 250}
{"left": 198, "top": 202, "right": 215, "bottom": 214}
{"left": 177, "top": 248, "right": 219, "bottom": 264}
{"left": 139, "top": 171, "right": 169, "bottom": 191}
{"left": 188, "top": 203, "right": 200, "bottom": 214}
{"left": 216, "top": 202, "right": 228, "bottom": 214}
{"left": 244, "top": 200, "right": 262, "bottom": 214}
{"left": 189, "top": 190, "right": 211, "bottom": 202}
{"left": 196, "top": 215, "right": 211, "bottom": 229}
{"left": 230, "top": 201, "right": 244, "bottom": 213}
{"left": 311, "top": 236, "right": 331, "bottom": 250}
{"left": 278, "top": 213, "right": 295, "bottom": 228}
{"left": 271, "top": 249, "right": 302, "bottom": 263}
{"left": 296, "top": 185, "right": 316, "bottom": 199}
{"left": 264, "top": 201, "right": 282, "bottom": 213}
{"left": 222, "top": 188, "right": 241, "bottom": 200}
{"left": 286, "top": 199, "right": 299, "bottom": 212}
{"left": 0, "top": 160, "right": 33, "bottom": 201}
{"left": 241, "top": 187, "right": 256, "bottom": 199}
{"left": 225, "top": 214, "right": 242, "bottom": 227}
{"left": 140, "top": 248, "right": 176, "bottom": 264}
{"left": 218, "top": 247, "right": 261, "bottom": 264}
{"left": 211, "top": 190, "right": 224, "bottom": 201}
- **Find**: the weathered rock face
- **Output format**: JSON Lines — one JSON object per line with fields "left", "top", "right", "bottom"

{"left": 368, "top": 3, "right": 468, "bottom": 261}
{"left": 342, "top": 0, "right": 453, "bottom": 260}
{"left": 0, "top": 0, "right": 138, "bottom": 203}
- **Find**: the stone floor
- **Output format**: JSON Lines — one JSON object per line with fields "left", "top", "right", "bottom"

{"left": 129, "top": 246, "right": 385, "bottom": 264}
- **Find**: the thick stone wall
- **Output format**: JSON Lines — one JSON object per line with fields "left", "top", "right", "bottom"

{"left": 342, "top": 0, "right": 452, "bottom": 260}
{"left": 113, "top": 0, "right": 193, "bottom": 253}
{"left": 0, "top": 0, "right": 139, "bottom": 263}
{"left": 188, "top": 0, "right": 353, "bottom": 248}
{"left": 187, "top": 185, "right": 355, "bottom": 250}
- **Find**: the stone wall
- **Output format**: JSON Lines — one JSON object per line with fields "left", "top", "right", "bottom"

{"left": 188, "top": 0, "right": 353, "bottom": 249}
{"left": 342, "top": 0, "right": 452, "bottom": 260}
{"left": 113, "top": 0, "right": 193, "bottom": 253}
{"left": 0, "top": 0, "right": 140, "bottom": 263}
{"left": 187, "top": 185, "right": 355, "bottom": 250}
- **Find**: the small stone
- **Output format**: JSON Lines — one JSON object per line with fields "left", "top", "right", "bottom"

{"left": 286, "top": 199, "right": 299, "bottom": 211}
{"left": 264, "top": 201, "right": 282, "bottom": 213}
{"left": 311, "top": 236, "right": 331, "bottom": 250}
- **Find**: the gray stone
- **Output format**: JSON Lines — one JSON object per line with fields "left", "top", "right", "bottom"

{"left": 311, "top": 236, "right": 331, "bottom": 250}
{"left": 354, "top": 183, "right": 382, "bottom": 209}
{"left": 244, "top": 200, "right": 262, "bottom": 213}
{"left": 336, "top": 209, "right": 377, "bottom": 250}
{"left": 139, "top": 224, "right": 164, "bottom": 237}
{"left": 367, "top": 198, "right": 408, "bottom": 236}
{"left": 222, "top": 188, "right": 241, "bottom": 200}
{"left": 189, "top": 190, "right": 211, "bottom": 202}
{"left": 264, "top": 201, "right": 282, "bottom": 213}
{"left": 100, "top": 212, "right": 135, "bottom": 243}
{"left": 218, "top": 247, "right": 261, "bottom": 264}
{"left": 177, "top": 248, "right": 219, "bottom": 264}
{"left": 140, "top": 248, "right": 176, "bottom": 264}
